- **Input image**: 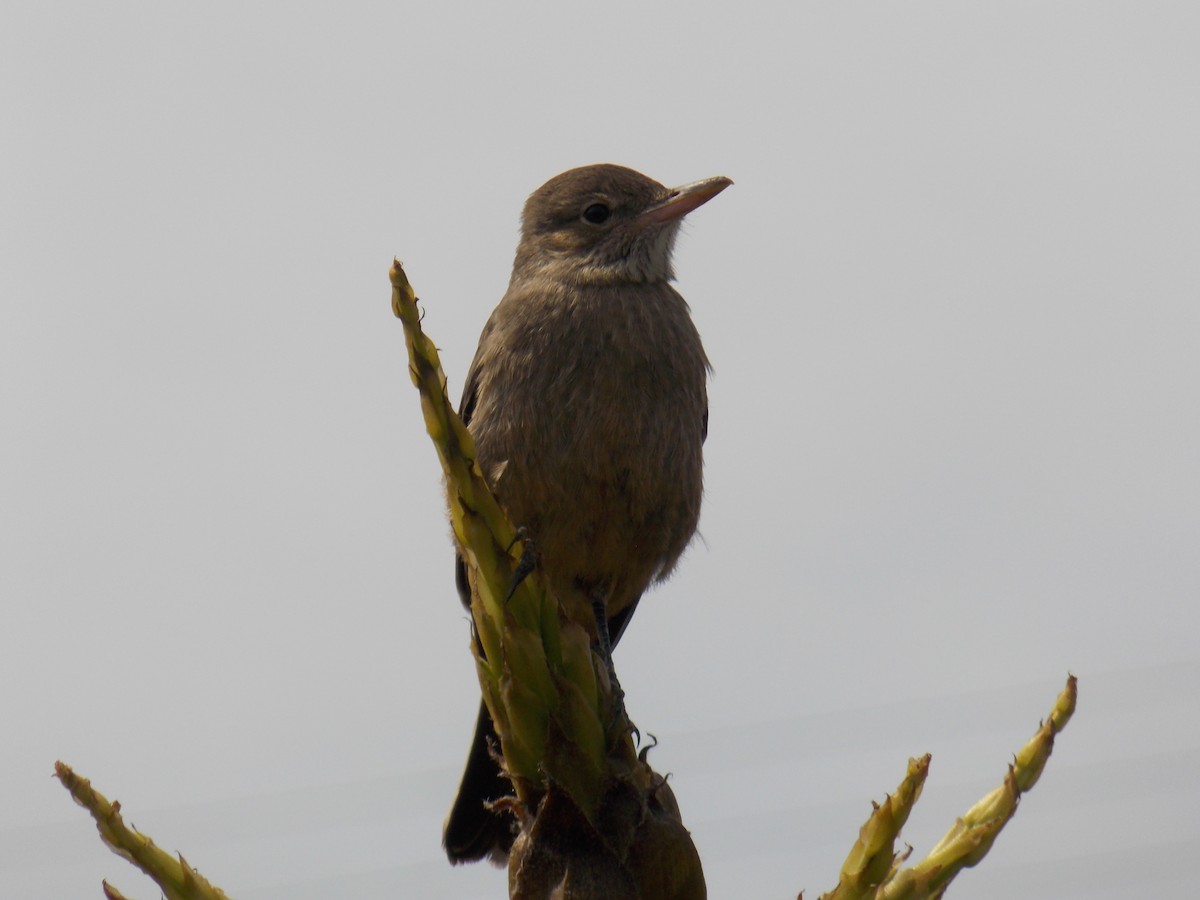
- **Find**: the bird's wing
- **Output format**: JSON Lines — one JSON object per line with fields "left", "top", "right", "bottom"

{"left": 607, "top": 594, "right": 643, "bottom": 649}
{"left": 454, "top": 552, "right": 471, "bottom": 612}
{"left": 453, "top": 325, "right": 495, "bottom": 612}
{"left": 459, "top": 365, "right": 481, "bottom": 430}
{"left": 458, "top": 312, "right": 500, "bottom": 429}
{"left": 453, "top": 356, "right": 484, "bottom": 613}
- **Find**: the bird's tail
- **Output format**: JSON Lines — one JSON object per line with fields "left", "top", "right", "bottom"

{"left": 442, "top": 699, "right": 517, "bottom": 865}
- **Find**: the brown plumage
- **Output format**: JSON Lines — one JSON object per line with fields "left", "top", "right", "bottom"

{"left": 442, "top": 164, "right": 731, "bottom": 865}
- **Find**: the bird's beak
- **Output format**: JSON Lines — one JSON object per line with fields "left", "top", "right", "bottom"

{"left": 639, "top": 176, "right": 733, "bottom": 226}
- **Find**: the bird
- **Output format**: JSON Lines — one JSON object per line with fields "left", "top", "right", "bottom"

{"left": 442, "top": 163, "right": 731, "bottom": 865}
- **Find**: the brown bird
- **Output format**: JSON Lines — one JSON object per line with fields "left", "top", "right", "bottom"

{"left": 442, "top": 163, "right": 731, "bottom": 864}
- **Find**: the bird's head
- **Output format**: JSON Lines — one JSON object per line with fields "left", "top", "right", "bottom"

{"left": 511, "top": 164, "right": 731, "bottom": 287}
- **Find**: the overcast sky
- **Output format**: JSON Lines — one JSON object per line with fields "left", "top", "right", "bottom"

{"left": 3, "top": 3, "right": 1197, "bottom": 898}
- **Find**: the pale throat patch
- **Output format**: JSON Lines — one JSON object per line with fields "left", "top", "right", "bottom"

{"left": 587, "top": 223, "right": 680, "bottom": 285}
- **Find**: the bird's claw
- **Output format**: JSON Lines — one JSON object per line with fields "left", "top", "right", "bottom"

{"left": 504, "top": 528, "right": 537, "bottom": 602}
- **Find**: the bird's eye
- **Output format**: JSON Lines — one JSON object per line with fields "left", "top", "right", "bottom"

{"left": 582, "top": 203, "right": 611, "bottom": 225}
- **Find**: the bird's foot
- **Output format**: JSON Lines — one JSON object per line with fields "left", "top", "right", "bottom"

{"left": 504, "top": 528, "right": 537, "bottom": 602}
{"left": 590, "top": 595, "right": 637, "bottom": 739}
{"left": 605, "top": 672, "right": 642, "bottom": 745}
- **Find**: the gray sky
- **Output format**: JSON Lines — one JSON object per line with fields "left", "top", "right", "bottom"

{"left": 3, "top": 3, "right": 1197, "bottom": 898}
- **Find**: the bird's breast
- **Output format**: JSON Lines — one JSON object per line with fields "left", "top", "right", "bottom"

{"left": 467, "top": 279, "right": 707, "bottom": 584}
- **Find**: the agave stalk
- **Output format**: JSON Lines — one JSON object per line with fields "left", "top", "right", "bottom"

{"left": 54, "top": 761, "right": 231, "bottom": 900}
{"left": 820, "top": 675, "right": 1078, "bottom": 900}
